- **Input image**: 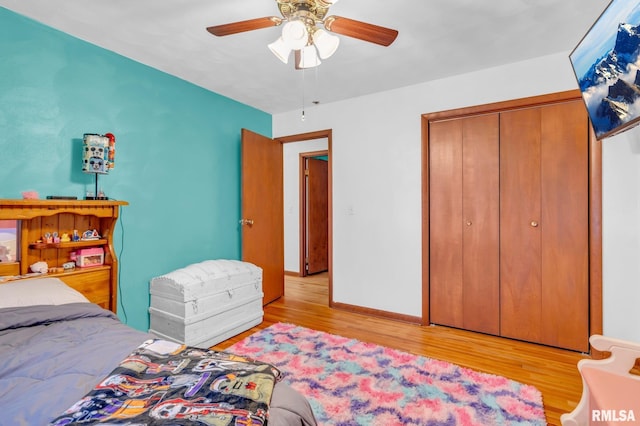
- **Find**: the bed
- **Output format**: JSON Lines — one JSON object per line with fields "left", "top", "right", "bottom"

{"left": 0, "top": 277, "right": 317, "bottom": 425}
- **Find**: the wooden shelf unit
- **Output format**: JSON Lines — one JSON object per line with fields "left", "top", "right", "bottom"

{"left": 28, "top": 238, "right": 109, "bottom": 250}
{"left": 0, "top": 199, "right": 128, "bottom": 312}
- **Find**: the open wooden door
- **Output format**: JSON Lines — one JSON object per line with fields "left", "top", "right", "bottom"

{"left": 306, "top": 157, "right": 329, "bottom": 274}
{"left": 241, "top": 129, "right": 284, "bottom": 305}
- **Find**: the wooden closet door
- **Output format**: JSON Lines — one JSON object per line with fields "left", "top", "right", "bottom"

{"left": 430, "top": 119, "right": 464, "bottom": 328}
{"left": 461, "top": 114, "right": 500, "bottom": 334}
{"left": 540, "top": 100, "right": 589, "bottom": 352}
{"left": 500, "top": 102, "right": 589, "bottom": 351}
{"left": 500, "top": 108, "right": 543, "bottom": 343}
{"left": 430, "top": 114, "right": 500, "bottom": 333}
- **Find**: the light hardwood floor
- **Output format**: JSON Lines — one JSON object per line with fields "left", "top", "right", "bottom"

{"left": 212, "top": 273, "right": 587, "bottom": 425}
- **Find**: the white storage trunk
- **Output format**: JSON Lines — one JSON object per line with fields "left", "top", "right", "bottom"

{"left": 149, "top": 259, "right": 263, "bottom": 348}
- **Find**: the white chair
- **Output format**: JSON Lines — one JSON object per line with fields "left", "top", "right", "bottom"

{"left": 561, "top": 335, "right": 640, "bottom": 425}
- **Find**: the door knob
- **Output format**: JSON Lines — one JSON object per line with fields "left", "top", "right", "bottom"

{"left": 239, "top": 219, "right": 254, "bottom": 226}
{"left": 530, "top": 221, "right": 539, "bottom": 227}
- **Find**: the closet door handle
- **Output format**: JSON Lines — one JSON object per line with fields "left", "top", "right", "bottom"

{"left": 239, "top": 219, "right": 254, "bottom": 226}
{"left": 530, "top": 221, "right": 539, "bottom": 227}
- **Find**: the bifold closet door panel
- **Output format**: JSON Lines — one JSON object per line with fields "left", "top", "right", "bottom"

{"left": 500, "top": 101, "right": 589, "bottom": 351}
{"left": 426, "top": 93, "right": 592, "bottom": 351}
{"left": 500, "top": 108, "right": 543, "bottom": 344}
{"left": 540, "top": 100, "right": 589, "bottom": 352}
{"left": 461, "top": 114, "right": 500, "bottom": 335}
{"left": 429, "top": 119, "right": 464, "bottom": 329}
{"left": 429, "top": 115, "right": 500, "bottom": 333}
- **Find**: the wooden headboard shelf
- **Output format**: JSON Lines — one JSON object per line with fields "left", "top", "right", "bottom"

{"left": 0, "top": 199, "right": 128, "bottom": 312}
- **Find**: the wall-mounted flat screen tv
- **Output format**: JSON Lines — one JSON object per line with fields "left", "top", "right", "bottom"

{"left": 570, "top": 1, "right": 640, "bottom": 140}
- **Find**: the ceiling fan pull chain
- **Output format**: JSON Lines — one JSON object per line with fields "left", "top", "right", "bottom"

{"left": 314, "top": 65, "right": 319, "bottom": 105}
{"left": 301, "top": 67, "right": 306, "bottom": 121}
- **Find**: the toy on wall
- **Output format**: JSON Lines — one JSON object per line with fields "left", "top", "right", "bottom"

{"left": 104, "top": 132, "right": 116, "bottom": 170}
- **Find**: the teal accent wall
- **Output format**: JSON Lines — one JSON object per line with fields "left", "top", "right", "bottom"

{"left": 0, "top": 8, "right": 272, "bottom": 331}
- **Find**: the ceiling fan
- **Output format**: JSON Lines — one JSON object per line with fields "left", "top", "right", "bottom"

{"left": 206, "top": 0, "right": 398, "bottom": 69}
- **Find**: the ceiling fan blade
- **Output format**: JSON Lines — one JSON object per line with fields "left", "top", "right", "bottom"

{"left": 324, "top": 16, "right": 398, "bottom": 46}
{"left": 206, "top": 17, "right": 282, "bottom": 37}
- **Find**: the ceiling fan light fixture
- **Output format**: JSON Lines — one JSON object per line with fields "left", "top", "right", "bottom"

{"left": 268, "top": 37, "right": 291, "bottom": 63}
{"left": 281, "top": 20, "right": 308, "bottom": 50}
{"left": 297, "top": 44, "right": 321, "bottom": 69}
{"left": 312, "top": 29, "right": 340, "bottom": 59}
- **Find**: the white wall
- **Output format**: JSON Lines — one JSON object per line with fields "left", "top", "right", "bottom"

{"left": 273, "top": 52, "right": 640, "bottom": 342}
{"left": 601, "top": 127, "right": 640, "bottom": 342}
{"left": 283, "top": 138, "right": 329, "bottom": 273}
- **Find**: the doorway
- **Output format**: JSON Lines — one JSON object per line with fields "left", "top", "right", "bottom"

{"left": 278, "top": 129, "right": 333, "bottom": 305}
{"left": 300, "top": 152, "right": 329, "bottom": 276}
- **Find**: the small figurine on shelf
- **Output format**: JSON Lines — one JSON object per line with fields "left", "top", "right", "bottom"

{"left": 81, "top": 229, "right": 101, "bottom": 240}
{"left": 62, "top": 261, "right": 76, "bottom": 270}
{"left": 44, "top": 232, "right": 53, "bottom": 244}
{"left": 30, "top": 261, "right": 48, "bottom": 274}
{"left": 72, "top": 230, "right": 80, "bottom": 242}
{"left": 60, "top": 233, "right": 71, "bottom": 243}
{"left": 53, "top": 232, "right": 61, "bottom": 244}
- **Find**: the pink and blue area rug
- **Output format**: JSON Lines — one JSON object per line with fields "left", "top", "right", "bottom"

{"left": 228, "top": 323, "right": 546, "bottom": 426}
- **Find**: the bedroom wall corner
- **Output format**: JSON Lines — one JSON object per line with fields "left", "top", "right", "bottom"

{"left": 601, "top": 126, "right": 640, "bottom": 343}
{"left": 273, "top": 52, "right": 598, "bottom": 323}
{"left": 0, "top": 7, "right": 272, "bottom": 331}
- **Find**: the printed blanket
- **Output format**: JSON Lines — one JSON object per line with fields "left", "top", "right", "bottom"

{"left": 49, "top": 339, "right": 281, "bottom": 425}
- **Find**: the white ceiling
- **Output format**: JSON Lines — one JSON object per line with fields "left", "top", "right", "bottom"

{"left": 0, "top": 0, "right": 611, "bottom": 114}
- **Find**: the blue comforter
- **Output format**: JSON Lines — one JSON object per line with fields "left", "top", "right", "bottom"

{"left": 0, "top": 303, "right": 153, "bottom": 425}
{"left": 0, "top": 303, "right": 317, "bottom": 426}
